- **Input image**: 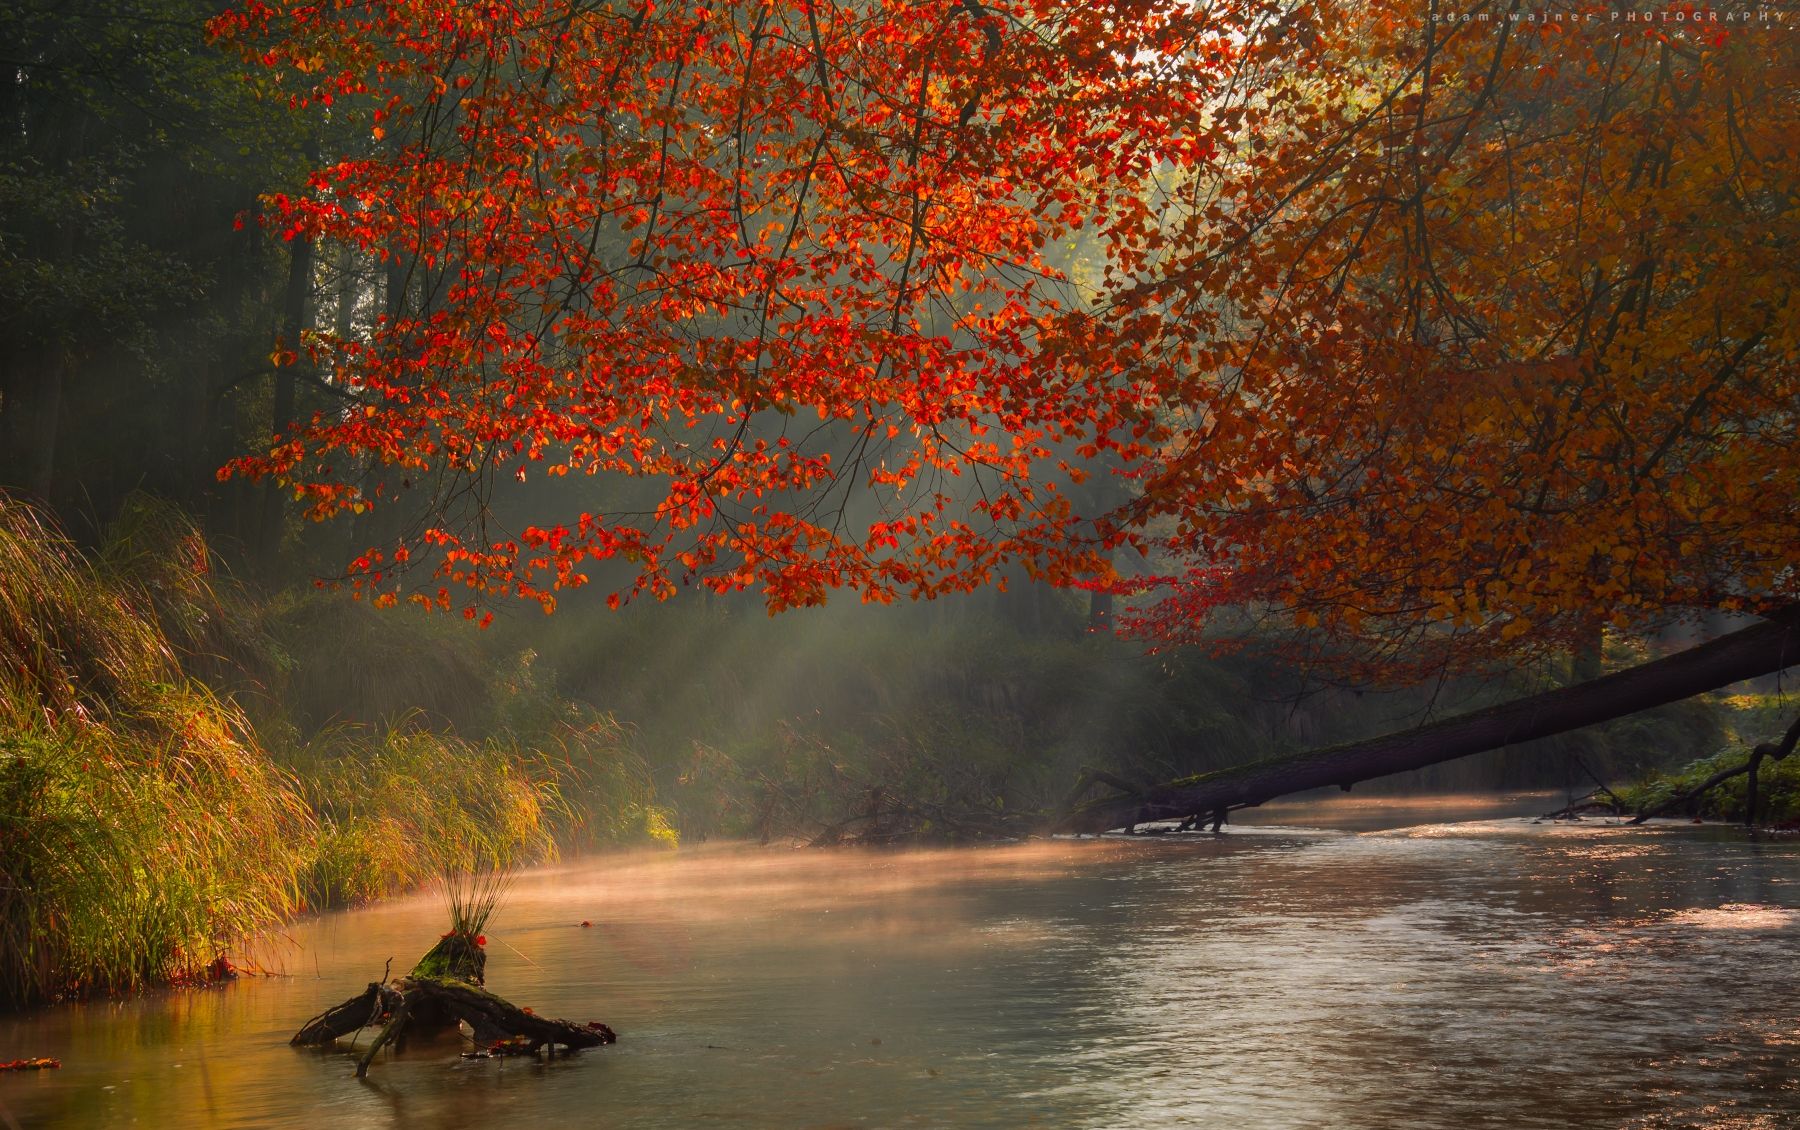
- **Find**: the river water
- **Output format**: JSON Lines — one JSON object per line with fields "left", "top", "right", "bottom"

{"left": 2, "top": 795, "right": 1797, "bottom": 1128}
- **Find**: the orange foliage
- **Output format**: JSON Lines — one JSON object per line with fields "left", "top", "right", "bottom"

{"left": 1121, "top": 4, "right": 1799, "bottom": 675}
{"left": 214, "top": 1, "right": 1798, "bottom": 677}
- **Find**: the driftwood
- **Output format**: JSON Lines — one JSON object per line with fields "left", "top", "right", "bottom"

{"left": 356, "top": 989, "right": 413, "bottom": 1078}
{"left": 291, "top": 980, "right": 399, "bottom": 1047}
{"left": 1540, "top": 794, "right": 1626, "bottom": 821}
{"left": 292, "top": 933, "right": 615, "bottom": 1077}
{"left": 1058, "top": 610, "right": 1800, "bottom": 834}
{"left": 407, "top": 977, "right": 615, "bottom": 1054}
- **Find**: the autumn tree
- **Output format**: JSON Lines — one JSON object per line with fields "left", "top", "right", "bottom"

{"left": 1067, "top": 2, "right": 1800, "bottom": 825}
{"left": 214, "top": 1, "right": 1798, "bottom": 818}
{"left": 210, "top": 0, "right": 1230, "bottom": 616}
{"left": 1116, "top": 2, "right": 1798, "bottom": 679}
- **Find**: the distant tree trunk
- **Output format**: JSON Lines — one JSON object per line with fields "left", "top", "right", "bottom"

{"left": 1058, "top": 608, "right": 1800, "bottom": 833}
{"left": 12, "top": 99, "right": 93, "bottom": 510}
{"left": 347, "top": 252, "right": 413, "bottom": 559}
{"left": 27, "top": 352, "right": 64, "bottom": 502}
{"left": 258, "top": 229, "right": 314, "bottom": 562}
{"left": 0, "top": 343, "right": 66, "bottom": 503}
{"left": 334, "top": 243, "right": 360, "bottom": 340}
{"left": 0, "top": 357, "right": 19, "bottom": 488}
{"left": 1088, "top": 582, "right": 1114, "bottom": 632}
{"left": 201, "top": 188, "right": 261, "bottom": 538}
{"left": 1572, "top": 623, "right": 1604, "bottom": 683}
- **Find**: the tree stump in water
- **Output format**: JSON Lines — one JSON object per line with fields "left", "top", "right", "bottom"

{"left": 402, "top": 932, "right": 486, "bottom": 1034}
{"left": 290, "top": 930, "right": 615, "bottom": 1077}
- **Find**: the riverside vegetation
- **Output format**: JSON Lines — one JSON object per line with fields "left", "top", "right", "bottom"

{"left": 6, "top": 488, "right": 1791, "bottom": 1009}
{"left": 0, "top": 494, "right": 671, "bottom": 1009}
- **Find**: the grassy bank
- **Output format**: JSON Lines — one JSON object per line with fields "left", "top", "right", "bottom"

{"left": 0, "top": 502, "right": 308, "bottom": 1007}
{"left": 0, "top": 496, "right": 670, "bottom": 1009}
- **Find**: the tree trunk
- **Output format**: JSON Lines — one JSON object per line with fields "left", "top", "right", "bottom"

{"left": 1571, "top": 623, "right": 1604, "bottom": 683}
{"left": 1058, "top": 609, "right": 1800, "bottom": 833}
{"left": 0, "top": 343, "right": 62, "bottom": 500}
{"left": 257, "top": 230, "right": 314, "bottom": 562}
{"left": 25, "top": 353, "right": 63, "bottom": 502}
{"left": 346, "top": 251, "right": 414, "bottom": 560}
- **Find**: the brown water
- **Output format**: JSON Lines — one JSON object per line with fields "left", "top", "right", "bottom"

{"left": 3, "top": 795, "right": 1798, "bottom": 1129}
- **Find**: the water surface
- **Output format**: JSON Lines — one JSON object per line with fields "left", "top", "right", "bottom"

{"left": 3, "top": 796, "right": 1796, "bottom": 1128}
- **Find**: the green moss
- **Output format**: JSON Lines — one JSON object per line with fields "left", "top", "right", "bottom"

{"left": 409, "top": 933, "right": 485, "bottom": 983}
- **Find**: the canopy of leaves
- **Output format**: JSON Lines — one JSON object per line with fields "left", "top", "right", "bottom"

{"left": 216, "top": 1, "right": 1797, "bottom": 679}
{"left": 213, "top": 0, "right": 1230, "bottom": 615}
{"left": 1121, "top": 2, "right": 1799, "bottom": 679}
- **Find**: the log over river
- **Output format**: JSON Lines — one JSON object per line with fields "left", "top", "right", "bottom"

{"left": 2, "top": 794, "right": 1797, "bottom": 1128}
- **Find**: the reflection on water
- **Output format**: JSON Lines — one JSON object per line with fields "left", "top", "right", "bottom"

{"left": 2, "top": 796, "right": 1797, "bottom": 1128}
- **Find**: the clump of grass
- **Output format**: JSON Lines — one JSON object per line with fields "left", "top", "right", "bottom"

{"left": 0, "top": 495, "right": 312, "bottom": 1009}
{"left": 441, "top": 863, "right": 511, "bottom": 940}
{"left": 404, "top": 862, "right": 513, "bottom": 983}
{"left": 290, "top": 723, "right": 563, "bottom": 907}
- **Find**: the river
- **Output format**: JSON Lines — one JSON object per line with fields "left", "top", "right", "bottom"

{"left": 2, "top": 795, "right": 1797, "bottom": 1128}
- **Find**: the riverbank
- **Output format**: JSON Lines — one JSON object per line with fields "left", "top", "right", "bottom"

{"left": 0, "top": 496, "right": 673, "bottom": 1009}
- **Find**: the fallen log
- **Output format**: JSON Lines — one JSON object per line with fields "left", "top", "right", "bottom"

{"left": 403, "top": 976, "right": 616, "bottom": 1054}
{"left": 1058, "top": 609, "right": 1800, "bottom": 834}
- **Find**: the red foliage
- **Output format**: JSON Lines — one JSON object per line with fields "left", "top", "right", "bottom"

{"left": 210, "top": 0, "right": 1236, "bottom": 615}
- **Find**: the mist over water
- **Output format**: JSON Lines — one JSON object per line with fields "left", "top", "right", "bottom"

{"left": 3, "top": 796, "right": 1797, "bottom": 1129}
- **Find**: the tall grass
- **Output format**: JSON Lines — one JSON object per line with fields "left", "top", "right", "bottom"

{"left": 529, "top": 712, "right": 678, "bottom": 851}
{"left": 0, "top": 499, "right": 311, "bottom": 1008}
{"left": 290, "top": 724, "right": 564, "bottom": 906}
{"left": 99, "top": 494, "right": 280, "bottom": 700}
{"left": 441, "top": 864, "right": 512, "bottom": 940}
{"left": 2, "top": 493, "right": 675, "bottom": 1008}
